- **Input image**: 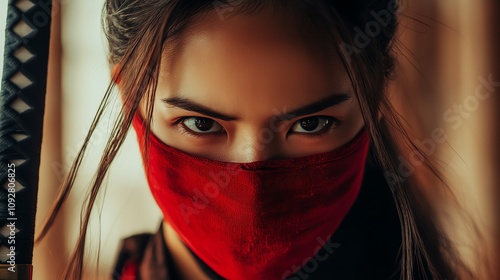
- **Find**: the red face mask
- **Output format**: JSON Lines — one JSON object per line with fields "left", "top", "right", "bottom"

{"left": 132, "top": 113, "right": 370, "bottom": 280}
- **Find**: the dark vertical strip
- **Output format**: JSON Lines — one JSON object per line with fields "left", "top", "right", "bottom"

{"left": 486, "top": 1, "right": 500, "bottom": 278}
{"left": 0, "top": 0, "right": 52, "bottom": 279}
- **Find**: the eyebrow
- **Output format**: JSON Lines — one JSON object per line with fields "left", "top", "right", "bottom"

{"left": 161, "top": 93, "right": 352, "bottom": 122}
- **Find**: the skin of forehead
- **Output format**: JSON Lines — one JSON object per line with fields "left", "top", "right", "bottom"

{"left": 156, "top": 5, "right": 352, "bottom": 122}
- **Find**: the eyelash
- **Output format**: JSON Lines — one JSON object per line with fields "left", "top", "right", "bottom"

{"left": 173, "top": 117, "right": 218, "bottom": 139}
{"left": 291, "top": 117, "right": 340, "bottom": 138}
{"left": 173, "top": 116, "right": 341, "bottom": 139}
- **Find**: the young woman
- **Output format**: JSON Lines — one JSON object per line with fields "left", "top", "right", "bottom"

{"left": 37, "top": 0, "right": 476, "bottom": 279}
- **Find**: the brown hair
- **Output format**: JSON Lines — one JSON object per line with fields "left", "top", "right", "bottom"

{"left": 36, "top": 0, "right": 478, "bottom": 279}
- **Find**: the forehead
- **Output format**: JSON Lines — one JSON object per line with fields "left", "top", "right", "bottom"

{"left": 158, "top": 6, "right": 350, "bottom": 120}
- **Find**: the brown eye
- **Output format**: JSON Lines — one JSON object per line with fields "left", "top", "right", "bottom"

{"left": 291, "top": 116, "right": 336, "bottom": 134}
{"left": 181, "top": 117, "right": 224, "bottom": 134}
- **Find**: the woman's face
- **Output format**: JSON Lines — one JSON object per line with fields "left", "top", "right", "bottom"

{"left": 143, "top": 6, "right": 365, "bottom": 162}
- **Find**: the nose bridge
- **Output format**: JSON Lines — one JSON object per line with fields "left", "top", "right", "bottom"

{"left": 232, "top": 126, "right": 281, "bottom": 163}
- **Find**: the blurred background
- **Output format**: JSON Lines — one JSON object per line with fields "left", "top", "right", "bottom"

{"left": 29, "top": 0, "right": 164, "bottom": 279}
{"left": 0, "top": 0, "right": 498, "bottom": 279}
{"left": 1, "top": 1, "right": 161, "bottom": 279}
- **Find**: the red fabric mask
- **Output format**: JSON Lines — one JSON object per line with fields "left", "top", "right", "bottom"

{"left": 132, "top": 113, "right": 370, "bottom": 280}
